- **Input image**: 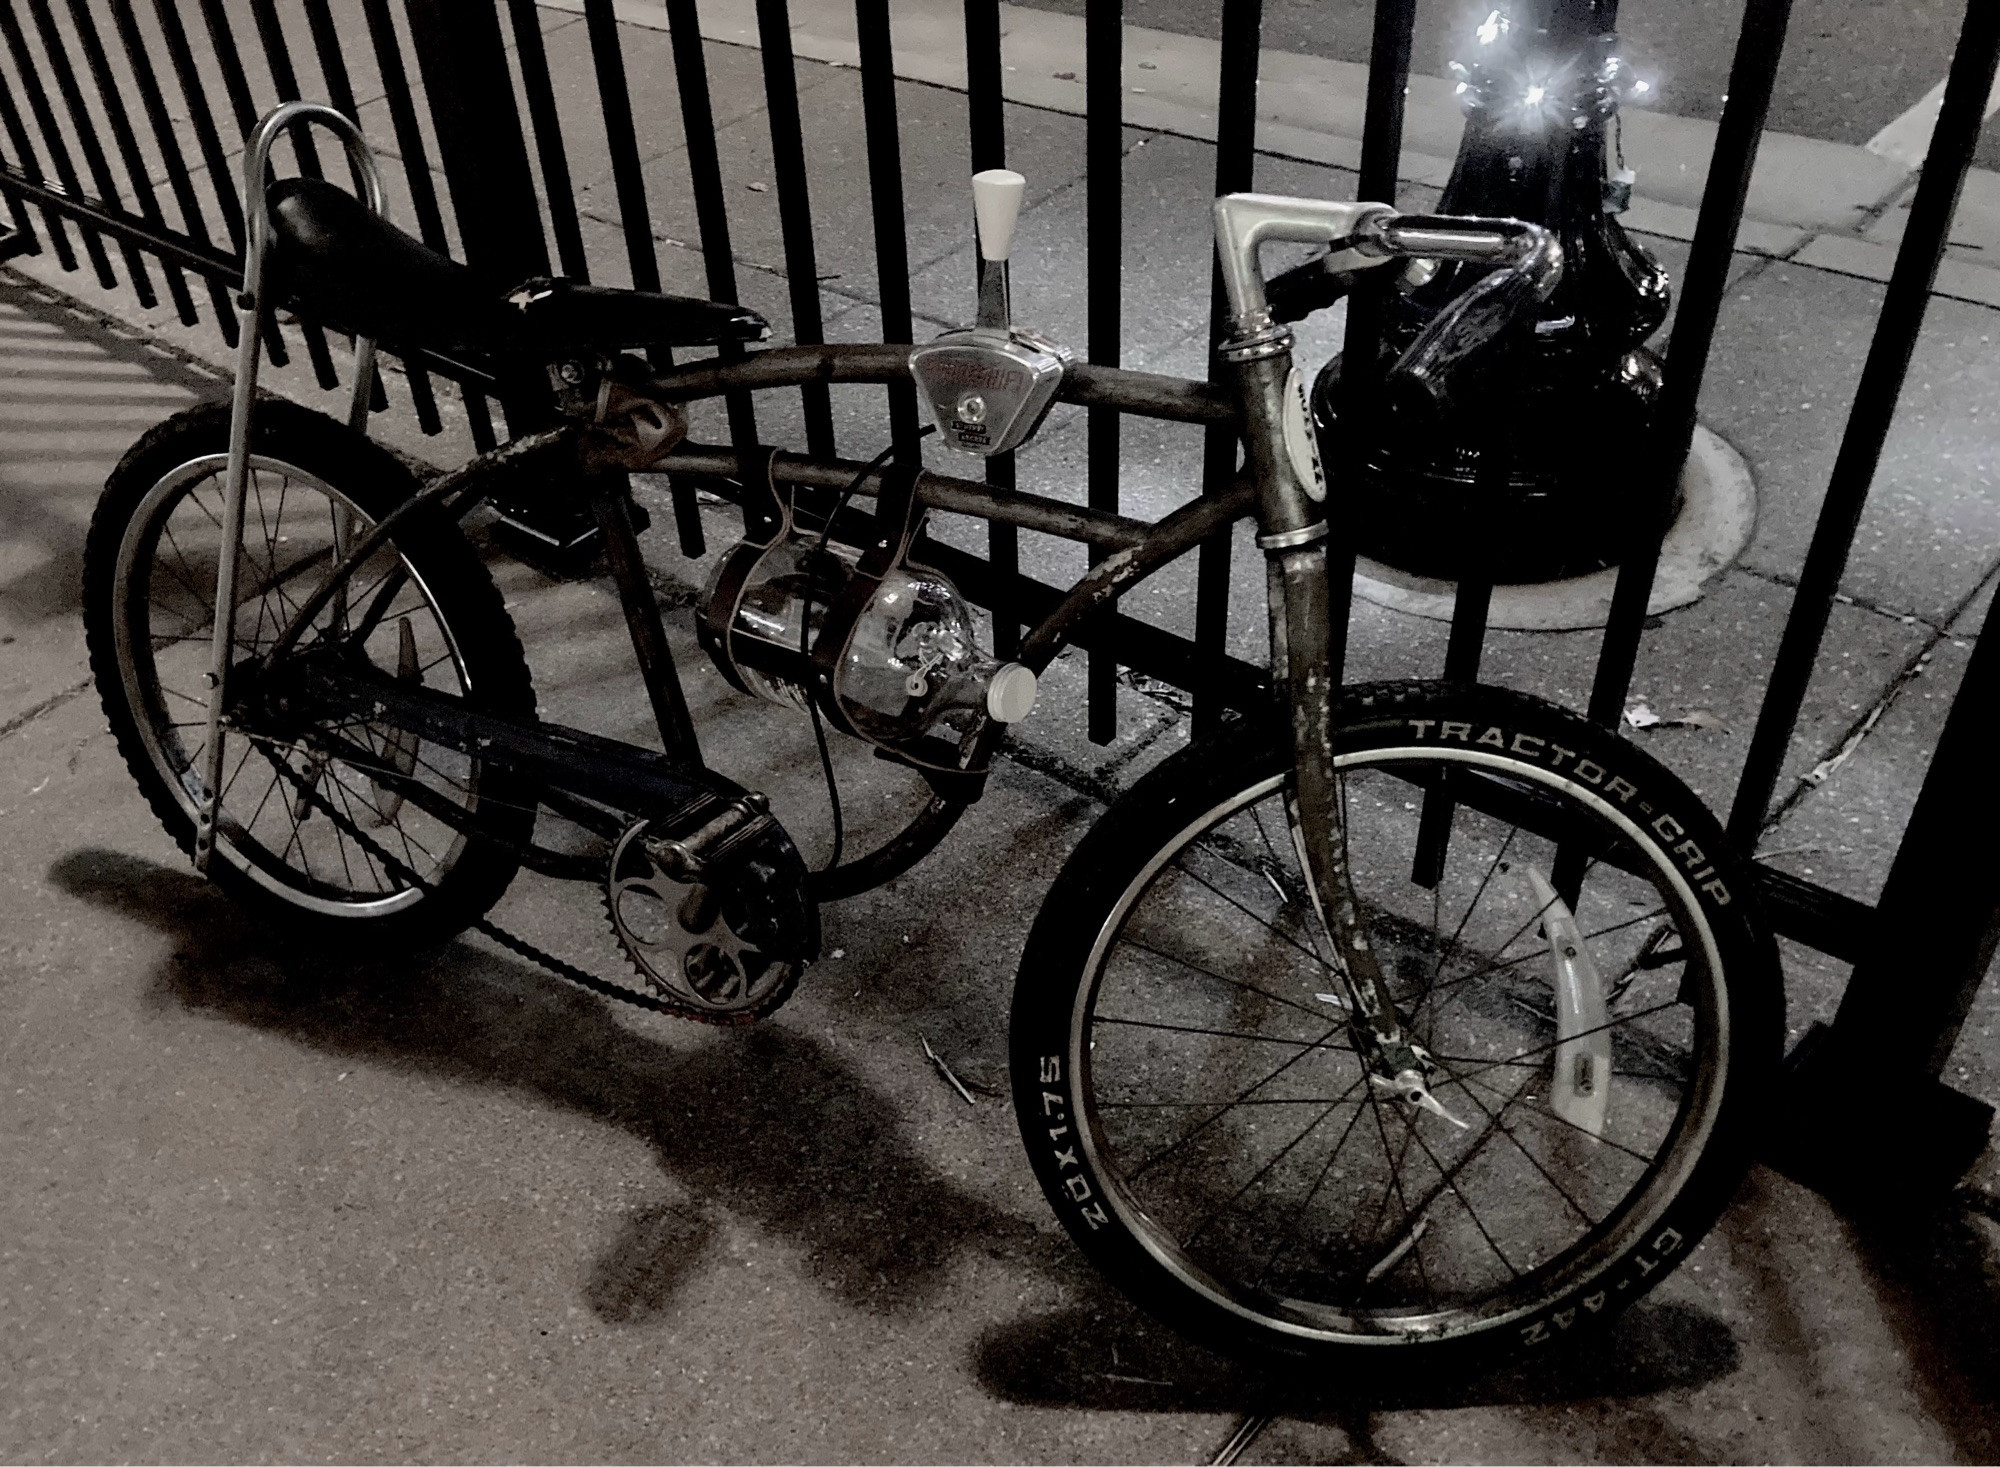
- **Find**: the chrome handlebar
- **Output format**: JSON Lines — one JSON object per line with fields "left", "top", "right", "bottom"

{"left": 1211, "top": 193, "right": 1563, "bottom": 399}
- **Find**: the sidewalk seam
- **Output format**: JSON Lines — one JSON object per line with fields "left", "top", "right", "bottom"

{"left": 0, "top": 678, "right": 94, "bottom": 745}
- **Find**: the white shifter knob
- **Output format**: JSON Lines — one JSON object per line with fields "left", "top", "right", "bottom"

{"left": 971, "top": 169, "right": 1025, "bottom": 262}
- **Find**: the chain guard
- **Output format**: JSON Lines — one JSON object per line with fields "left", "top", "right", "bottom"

{"left": 603, "top": 818, "right": 811, "bottom": 1023}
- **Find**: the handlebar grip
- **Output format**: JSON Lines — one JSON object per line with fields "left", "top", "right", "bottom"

{"left": 1265, "top": 257, "right": 1354, "bottom": 324}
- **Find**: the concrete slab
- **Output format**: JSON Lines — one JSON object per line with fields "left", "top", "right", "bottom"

{"left": 1698, "top": 262, "right": 2000, "bottom": 625}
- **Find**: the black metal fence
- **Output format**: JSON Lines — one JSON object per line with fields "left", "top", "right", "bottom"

{"left": 0, "top": 0, "right": 1993, "bottom": 1186}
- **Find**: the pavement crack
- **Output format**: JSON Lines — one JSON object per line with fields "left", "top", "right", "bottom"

{"left": 0, "top": 676, "right": 94, "bottom": 744}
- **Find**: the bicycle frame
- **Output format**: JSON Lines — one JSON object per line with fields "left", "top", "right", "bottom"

{"left": 204, "top": 117, "right": 1555, "bottom": 1068}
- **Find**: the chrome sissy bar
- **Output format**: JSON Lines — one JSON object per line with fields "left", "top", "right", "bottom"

{"left": 193, "top": 102, "right": 387, "bottom": 872}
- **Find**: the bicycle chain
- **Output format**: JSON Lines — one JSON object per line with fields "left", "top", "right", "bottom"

{"left": 250, "top": 742, "right": 698, "bottom": 1020}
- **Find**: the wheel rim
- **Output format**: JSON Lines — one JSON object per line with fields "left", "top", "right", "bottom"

{"left": 1069, "top": 746, "right": 1729, "bottom": 1347}
{"left": 112, "top": 453, "right": 485, "bottom": 917}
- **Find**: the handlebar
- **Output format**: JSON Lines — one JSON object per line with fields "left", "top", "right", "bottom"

{"left": 1367, "top": 215, "right": 1564, "bottom": 407}
{"left": 1212, "top": 194, "right": 1563, "bottom": 403}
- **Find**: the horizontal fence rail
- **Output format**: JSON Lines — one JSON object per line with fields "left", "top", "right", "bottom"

{"left": 0, "top": 0, "right": 1994, "bottom": 1163}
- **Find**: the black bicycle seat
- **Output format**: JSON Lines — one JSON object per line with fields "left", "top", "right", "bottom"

{"left": 510, "top": 277, "right": 768, "bottom": 353}
{"left": 265, "top": 177, "right": 768, "bottom": 364}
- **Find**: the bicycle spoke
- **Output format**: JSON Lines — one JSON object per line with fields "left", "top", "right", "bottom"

{"left": 1251, "top": 1088, "right": 1374, "bottom": 1289}
{"left": 1172, "top": 856, "right": 1336, "bottom": 977}
{"left": 1182, "top": 1093, "right": 1355, "bottom": 1249}
{"left": 1122, "top": 1016, "right": 1352, "bottom": 1181}
{"left": 1122, "top": 937, "right": 1346, "bottom": 1026}
{"left": 1093, "top": 1014, "right": 1355, "bottom": 1052}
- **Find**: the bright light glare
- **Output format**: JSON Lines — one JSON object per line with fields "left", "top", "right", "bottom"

{"left": 1475, "top": 8, "right": 1503, "bottom": 44}
{"left": 1633, "top": 78, "right": 1651, "bottom": 93}
{"left": 1524, "top": 83, "right": 1546, "bottom": 105}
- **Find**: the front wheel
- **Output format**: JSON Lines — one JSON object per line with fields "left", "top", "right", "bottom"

{"left": 1011, "top": 682, "right": 1780, "bottom": 1371}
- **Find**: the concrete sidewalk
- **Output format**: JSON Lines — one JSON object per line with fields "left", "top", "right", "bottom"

{"left": 3, "top": 1, "right": 2000, "bottom": 1460}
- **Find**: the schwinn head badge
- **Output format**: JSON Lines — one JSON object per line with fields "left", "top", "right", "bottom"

{"left": 910, "top": 169, "right": 1071, "bottom": 458}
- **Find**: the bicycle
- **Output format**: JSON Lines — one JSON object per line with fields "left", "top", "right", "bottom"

{"left": 82, "top": 103, "right": 1780, "bottom": 1371}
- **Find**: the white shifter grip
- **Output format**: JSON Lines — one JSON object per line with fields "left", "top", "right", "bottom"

{"left": 971, "top": 169, "right": 1025, "bottom": 262}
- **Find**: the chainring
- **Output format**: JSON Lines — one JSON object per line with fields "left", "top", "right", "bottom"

{"left": 603, "top": 819, "right": 803, "bottom": 1023}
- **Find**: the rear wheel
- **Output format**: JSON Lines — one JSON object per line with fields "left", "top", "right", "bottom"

{"left": 83, "top": 401, "right": 537, "bottom": 949}
{"left": 1011, "top": 683, "right": 1779, "bottom": 1370}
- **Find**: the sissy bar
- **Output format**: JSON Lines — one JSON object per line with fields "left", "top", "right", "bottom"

{"left": 194, "top": 103, "right": 388, "bottom": 872}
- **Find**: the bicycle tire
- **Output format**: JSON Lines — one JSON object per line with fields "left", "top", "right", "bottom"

{"left": 1010, "top": 681, "right": 1780, "bottom": 1370}
{"left": 83, "top": 400, "right": 538, "bottom": 950}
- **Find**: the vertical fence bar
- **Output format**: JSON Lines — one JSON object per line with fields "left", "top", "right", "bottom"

{"left": 246, "top": 0, "right": 340, "bottom": 387}
{"left": 407, "top": 0, "right": 550, "bottom": 448}
{"left": 583, "top": 0, "right": 664, "bottom": 298}
{"left": 25, "top": 0, "right": 154, "bottom": 302}
{"left": 0, "top": 47, "right": 73, "bottom": 267}
{"left": 1192, "top": 0, "right": 1261, "bottom": 737}
{"left": 0, "top": 64, "right": 47, "bottom": 256}
{"left": 506, "top": 0, "right": 590, "bottom": 281}
{"left": 579, "top": 0, "right": 688, "bottom": 541}
{"left": 196, "top": 0, "right": 258, "bottom": 140}
{"left": 665, "top": 0, "right": 757, "bottom": 489}
{"left": 964, "top": 0, "right": 1018, "bottom": 656}
{"left": 664, "top": 0, "right": 749, "bottom": 557}
{"left": 1325, "top": 0, "right": 1418, "bottom": 689}
{"left": 195, "top": 0, "right": 296, "bottom": 367}
{"left": 1409, "top": 574, "right": 1493, "bottom": 883}
{"left": 156, "top": 0, "right": 286, "bottom": 367}
{"left": 855, "top": 0, "right": 920, "bottom": 463}
{"left": 106, "top": 0, "right": 237, "bottom": 340}
{"left": 62, "top": 0, "right": 194, "bottom": 320}
{"left": 1084, "top": 0, "right": 1122, "bottom": 743}
{"left": 0, "top": 0, "right": 116, "bottom": 285}
{"left": 296, "top": 0, "right": 388, "bottom": 410}
{"left": 1727, "top": 0, "right": 2000, "bottom": 850}
{"left": 1554, "top": 0, "right": 1794, "bottom": 898}
{"left": 405, "top": 0, "right": 549, "bottom": 289}
{"left": 1581, "top": 0, "right": 1793, "bottom": 732}
{"left": 357, "top": 0, "right": 447, "bottom": 435}
{"left": 755, "top": 0, "right": 836, "bottom": 460}
{"left": 152, "top": 0, "right": 242, "bottom": 253}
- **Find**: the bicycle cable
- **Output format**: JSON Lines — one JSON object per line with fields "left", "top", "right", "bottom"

{"left": 796, "top": 426, "right": 935, "bottom": 875}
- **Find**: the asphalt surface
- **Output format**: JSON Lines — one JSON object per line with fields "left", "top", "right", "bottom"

{"left": 1015, "top": 0, "right": 2000, "bottom": 169}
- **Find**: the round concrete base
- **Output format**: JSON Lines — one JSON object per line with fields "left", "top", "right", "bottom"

{"left": 1350, "top": 425, "right": 1756, "bottom": 631}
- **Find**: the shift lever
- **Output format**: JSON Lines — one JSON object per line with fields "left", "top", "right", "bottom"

{"left": 972, "top": 168, "right": 1024, "bottom": 330}
{"left": 908, "top": 170, "right": 1071, "bottom": 457}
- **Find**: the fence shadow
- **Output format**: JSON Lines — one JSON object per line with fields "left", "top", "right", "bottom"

{"left": 48, "top": 844, "right": 1061, "bottom": 1325}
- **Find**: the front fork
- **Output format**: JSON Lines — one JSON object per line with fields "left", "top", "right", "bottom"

{"left": 1229, "top": 346, "right": 1445, "bottom": 1103}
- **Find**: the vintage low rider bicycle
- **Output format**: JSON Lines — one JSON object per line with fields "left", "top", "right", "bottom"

{"left": 83, "top": 103, "right": 1779, "bottom": 1369}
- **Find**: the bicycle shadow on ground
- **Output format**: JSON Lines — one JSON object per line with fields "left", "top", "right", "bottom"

{"left": 51, "top": 845, "right": 1063, "bottom": 1326}
{"left": 974, "top": 1279, "right": 1739, "bottom": 1420}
